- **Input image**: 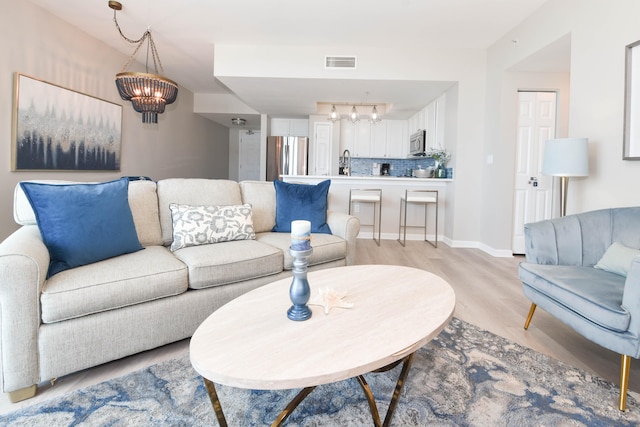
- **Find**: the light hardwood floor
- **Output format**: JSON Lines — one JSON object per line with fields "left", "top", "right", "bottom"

{"left": 1, "top": 239, "right": 638, "bottom": 415}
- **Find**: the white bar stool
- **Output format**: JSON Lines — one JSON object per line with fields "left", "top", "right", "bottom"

{"left": 398, "top": 189, "right": 438, "bottom": 247}
{"left": 349, "top": 188, "right": 382, "bottom": 246}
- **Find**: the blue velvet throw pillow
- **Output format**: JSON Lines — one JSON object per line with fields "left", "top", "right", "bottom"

{"left": 20, "top": 178, "right": 143, "bottom": 278}
{"left": 272, "top": 180, "right": 332, "bottom": 234}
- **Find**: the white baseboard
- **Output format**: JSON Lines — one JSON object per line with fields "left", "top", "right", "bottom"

{"left": 355, "top": 233, "right": 514, "bottom": 258}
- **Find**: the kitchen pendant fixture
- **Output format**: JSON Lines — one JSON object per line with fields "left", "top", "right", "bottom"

{"left": 328, "top": 105, "right": 339, "bottom": 122}
{"left": 370, "top": 105, "right": 382, "bottom": 123}
{"left": 108, "top": 1, "right": 178, "bottom": 124}
{"left": 349, "top": 105, "right": 360, "bottom": 123}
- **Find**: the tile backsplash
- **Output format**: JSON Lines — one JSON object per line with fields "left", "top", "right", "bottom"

{"left": 350, "top": 157, "right": 437, "bottom": 177}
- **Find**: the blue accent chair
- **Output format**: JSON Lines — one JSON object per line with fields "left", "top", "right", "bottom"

{"left": 519, "top": 207, "right": 640, "bottom": 411}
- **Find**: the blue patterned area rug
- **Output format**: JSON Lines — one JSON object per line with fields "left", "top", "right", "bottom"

{"left": 2, "top": 318, "right": 640, "bottom": 426}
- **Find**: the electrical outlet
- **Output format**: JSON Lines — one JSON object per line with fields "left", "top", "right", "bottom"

{"left": 354, "top": 203, "right": 360, "bottom": 213}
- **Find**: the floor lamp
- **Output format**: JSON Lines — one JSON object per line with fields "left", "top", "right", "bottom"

{"left": 542, "top": 138, "right": 589, "bottom": 217}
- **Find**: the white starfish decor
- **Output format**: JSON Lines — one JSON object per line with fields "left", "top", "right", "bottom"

{"left": 308, "top": 287, "right": 354, "bottom": 315}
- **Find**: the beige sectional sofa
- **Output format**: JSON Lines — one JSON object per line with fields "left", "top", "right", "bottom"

{"left": 0, "top": 178, "right": 360, "bottom": 402}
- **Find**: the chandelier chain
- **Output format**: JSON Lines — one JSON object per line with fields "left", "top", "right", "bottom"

{"left": 112, "top": 10, "right": 144, "bottom": 44}
{"left": 112, "top": 10, "right": 164, "bottom": 75}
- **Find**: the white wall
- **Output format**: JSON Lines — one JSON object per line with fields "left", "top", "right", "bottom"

{"left": 0, "top": 2, "right": 229, "bottom": 240}
{"left": 483, "top": 0, "right": 640, "bottom": 251}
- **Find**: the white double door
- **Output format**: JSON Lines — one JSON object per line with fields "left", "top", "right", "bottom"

{"left": 511, "top": 91, "right": 557, "bottom": 254}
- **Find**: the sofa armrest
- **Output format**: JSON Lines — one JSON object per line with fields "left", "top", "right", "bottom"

{"left": 326, "top": 211, "right": 360, "bottom": 266}
{"left": 0, "top": 226, "right": 49, "bottom": 392}
{"left": 622, "top": 257, "right": 640, "bottom": 335}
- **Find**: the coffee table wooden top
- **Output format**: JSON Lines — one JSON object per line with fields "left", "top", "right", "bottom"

{"left": 190, "top": 264, "right": 455, "bottom": 390}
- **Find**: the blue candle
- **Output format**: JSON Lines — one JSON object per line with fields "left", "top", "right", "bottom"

{"left": 291, "top": 220, "right": 311, "bottom": 251}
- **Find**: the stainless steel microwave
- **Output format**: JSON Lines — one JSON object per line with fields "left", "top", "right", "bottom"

{"left": 409, "top": 130, "right": 426, "bottom": 155}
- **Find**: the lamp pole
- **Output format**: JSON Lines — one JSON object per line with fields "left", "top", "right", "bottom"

{"left": 559, "top": 176, "right": 569, "bottom": 217}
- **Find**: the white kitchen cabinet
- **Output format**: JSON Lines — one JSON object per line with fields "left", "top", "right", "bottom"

{"left": 339, "top": 120, "right": 370, "bottom": 157}
{"left": 434, "top": 94, "right": 446, "bottom": 148}
{"left": 369, "top": 120, "right": 408, "bottom": 158}
{"left": 354, "top": 121, "right": 371, "bottom": 157}
{"left": 425, "top": 103, "right": 437, "bottom": 149}
{"left": 341, "top": 119, "right": 409, "bottom": 158}
{"left": 385, "top": 120, "right": 408, "bottom": 158}
{"left": 407, "top": 93, "right": 447, "bottom": 151}
{"left": 370, "top": 121, "right": 388, "bottom": 157}
{"left": 339, "top": 120, "right": 355, "bottom": 154}
{"left": 271, "top": 118, "right": 309, "bottom": 136}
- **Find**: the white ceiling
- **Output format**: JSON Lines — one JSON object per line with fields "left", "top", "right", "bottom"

{"left": 27, "top": 0, "right": 562, "bottom": 129}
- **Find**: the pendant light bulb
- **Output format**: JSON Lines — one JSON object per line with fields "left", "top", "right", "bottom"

{"left": 370, "top": 105, "right": 381, "bottom": 123}
{"left": 329, "top": 105, "right": 339, "bottom": 122}
{"left": 349, "top": 105, "right": 360, "bottom": 123}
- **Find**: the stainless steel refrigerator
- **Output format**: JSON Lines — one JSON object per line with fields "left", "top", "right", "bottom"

{"left": 266, "top": 136, "right": 309, "bottom": 181}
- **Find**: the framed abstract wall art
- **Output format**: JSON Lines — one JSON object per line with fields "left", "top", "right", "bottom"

{"left": 12, "top": 73, "right": 122, "bottom": 171}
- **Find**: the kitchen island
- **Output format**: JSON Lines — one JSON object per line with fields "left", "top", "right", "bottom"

{"left": 283, "top": 175, "right": 452, "bottom": 243}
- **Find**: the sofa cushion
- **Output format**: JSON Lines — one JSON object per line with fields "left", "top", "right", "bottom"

{"left": 240, "top": 180, "right": 276, "bottom": 233}
{"left": 172, "top": 240, "right": 283, "bottom": 289}
{"left": 157, "top": 179, "right": 243, "bottom": 246}
{"left": 273, "top": 179, "right": 331, "bottom": 234}
{"left": 519, "top": 263, "right": 630, "bottom": 332}
{"left": 41, "top": 246, "right": 188, "bottom": 323}
{"left": 169, "top": 203, "right": 255, "bottom": 251}
{"left": 20, "top": 178, "right": 143, "bottom": 278}
{"left": 594, "top": 242, "right": 640, "bottom": 277}
{"left": 256, "top": 232, "right": 346, "bottom": 270}
{"left": 127, "top": 180, "right": 163, "bottom": 246}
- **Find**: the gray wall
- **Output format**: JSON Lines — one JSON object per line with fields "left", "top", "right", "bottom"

{"left": 0, "top": 2, "right": 229, "bottom": 240}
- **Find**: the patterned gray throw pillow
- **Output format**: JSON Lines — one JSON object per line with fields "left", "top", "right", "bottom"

{"left": 169, "top": 203, "right": 255, "bottom": 251}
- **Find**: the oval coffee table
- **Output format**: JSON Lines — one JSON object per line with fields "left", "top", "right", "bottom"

{"left": 190, "top": 264, "right": 455, "bottom": 426}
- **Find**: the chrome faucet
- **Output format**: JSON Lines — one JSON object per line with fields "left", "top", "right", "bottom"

{"left": 342, "top": 149, "right": 351, "bottom": 176}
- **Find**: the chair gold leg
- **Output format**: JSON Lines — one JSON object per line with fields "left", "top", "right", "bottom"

{"left": 523, "top": 303, "right": 537, "bottom": 330}
{"left": 619, "top": 354, "right": 631, "bottom": 411}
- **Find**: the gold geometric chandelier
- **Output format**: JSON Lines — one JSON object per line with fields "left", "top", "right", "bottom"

{"left": 108, "top": 1, "right": 178, "bottom": 124}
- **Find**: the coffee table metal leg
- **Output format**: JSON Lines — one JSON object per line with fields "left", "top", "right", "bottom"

{"left": 383, "top": 352, "right": 415, "bottom": 427}
{"left": 202, "top": 377, "right": 227, "bottom": 427}
{"left": 356, "top": 352, "right": 416, "bottom": 427}
{"left": 203, "top": 354, "right": 414, "bottom": 427}
{"left": 270, "top": 386, "right": 316, "bottom": 427}
{"left": 203, "top": 378, "right": 228, "bottom": 427}
{"left": 356, "top": 375, "right": 383, "bottom": 427}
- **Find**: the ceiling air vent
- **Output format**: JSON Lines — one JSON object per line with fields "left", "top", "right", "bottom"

{"left": 325, "top": 56, "right": 357, "bottom": 69}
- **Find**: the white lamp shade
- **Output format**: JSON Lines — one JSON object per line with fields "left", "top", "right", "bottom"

{"left": 542, "top": 138, "right": 589, "bottom": 177}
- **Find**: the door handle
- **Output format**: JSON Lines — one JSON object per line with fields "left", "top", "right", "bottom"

{"left": 528, "top": 177, "right": 538, "bottom": 187}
